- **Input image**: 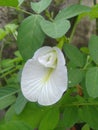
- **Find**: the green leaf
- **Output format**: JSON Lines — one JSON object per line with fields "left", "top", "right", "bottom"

{"left": 88, "top": 4, "right": 98, "bottom": 19}
{"left": 39, "top": 108, "right": 59, "bottom": 130}
{"left": 0, "top": 87, "right": 19, "bottom": 110}
{"left": 0, "top": 95, "right": 16, "bottom": 110}
{"left": 0, "top": 28, "right": 6, "bottom": 40}
{"left": 5, "top": 23, "right": 18, "bottom": 34}
{"left": 63, "top": 44, "right": 85, "bottom": 67}
{"left": 55, "top": 4, "right": 91, "bottom": 20}
{"left": 14, "top": 92, "right": 27, "bottom": 114}
{"left": 0, "top": 0, "right": 18, "bottom": 7}
{"left": 61, "top": 107, "right": 78, "bottom": 128}
{"left": 5, "top": 103, "right": 50, "bottom": 129}
{"left": 40, "top": 19, "right": 70, "bottom": 38}
{"left": 79, "top": 106, "right": 98, "bottom": 130}
{"left": 89, "top": 35, "right": 98, "bottom": 64}
{"left": 31, "top": 0, "right": 52, "bottom": 14}
{"left": 5, "top": 105, "right": 16, "bottom": 122}
{"left": 0, "top": 121, "right": 33, "bottom": 130}
{"left": 17, "top": 15, "right": 45, "bottom": 61}
{"left": 86, "top": 67, "right": 98, "bottom": 98}
{"left": 18, "top": 0, "right": 24, "bottom": 6}
{"left": 82, "top": 124, "right": 90, "bottom": 130}
{"left": 68, "top": 68, "right": 84, "bottom": 87}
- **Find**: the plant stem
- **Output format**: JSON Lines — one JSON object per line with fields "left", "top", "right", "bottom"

{"left": 12, "top": 7, "right": 32, "bottom": 15}
{"left": 0, "top": 41, "right": 4, "bottom": 69}
{"left": 0, "top": 65, "right": 21, "bottom": 79}
{"left": 62, "top": 101, "right": 98, "bottom": 107}
{"left": 69, "top": 0, "right": 82, "bottom": 43}
{"left": 69, "top": 17, "right": 79, "bottom": 43}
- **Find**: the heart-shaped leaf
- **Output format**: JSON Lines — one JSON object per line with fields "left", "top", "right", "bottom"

{"left": 17, "top": 15, "right": 45, "bottom": 61}
{"left": 40, "top": 19, "right": 70, "bottom": 38}
{"left": 31, "top": 0, "right": 52, "bottom": 14}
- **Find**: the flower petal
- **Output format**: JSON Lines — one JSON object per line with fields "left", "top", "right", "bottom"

{"left": 21, "top": 46, "right": 68, "bottom": 106}
{"left": 53, "top": 47, "right": 66, "bottom": 66}
{"left": 21, "top": 59, "right": 48, "bottom": 102}
{"left": 33, "top": 46, "right": 52, "bottom": 60}
{"left": 38, "top": 66, "right": 68, "bottom": 105}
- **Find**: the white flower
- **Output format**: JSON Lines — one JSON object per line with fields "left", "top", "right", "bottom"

{"left": 21, "top": 46, "right": 68, "bottom": 106}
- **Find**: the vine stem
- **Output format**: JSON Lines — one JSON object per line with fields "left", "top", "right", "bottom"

{"left": 69, "top": 16, "right": 79, "bottom": 43}
{"left": 12, "top": 7, "right": 32, "bottom": 15}
{"left": 69, "top": 0, "right": 82, "bottom": 43}
{"left": 61, "top": 102, "right": 98, "bottom": 107}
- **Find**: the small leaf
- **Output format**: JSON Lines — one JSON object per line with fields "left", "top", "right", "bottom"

{"left": 55, "top": 4, "right": 91, "bottom": 20}
{"left": 0, "top": 87, "right": 19, "bottom": 110}
{"left": 88, "top": 4, "right": 98, "bottom": 19}
{"left": 31, "top": 0, "right": 52, "bottom": 14}
{"left": 39, "top": 108, "right": 59, "bottom": 130}
{"left": 86, "top": 67, "right": 98, "bottom": 98}
{"left": 14, "top": 92, "right": 27, "bottom": 114}
{"left": 40, "top": 19, "right": 70, "bottom": 38}
{"left": 0, "top": 121, "right": 33, "bottom": 130}
{"left": 63, "top": 44, "right": 85, "bottom": 67}
{"left": 82, "top": 124, "right": 90, "bottom": 130}
{"left": 68, "top": 68, "right": 84, "bottom": 87}
{"left": 5, "top": 23, "right": 18, "bottom": 34}
{"left": 89, "top": 35, "right": 98, "bottom": 64}
{"left": 0, "top": 0, "right": 18, "bottom": 7}
{"left": 17, "top": 15, "right": 45, "bottom": 61}
{"left": 79, "top": 106, "right": 98, "bottom": 129}
{"left": 0, "top": 28, "right": 6, "bottom": 40}
{"left": 61, "top": 107, "right": 78, "bottom": 128}
{"left": 0, "top": 95, "right": 16, "bottom": 110}
{"left": 5, "top": 105, "right": 16, "bottom": 122}
{"left": 5, "top": 103, "right": 50, "bottom": 129}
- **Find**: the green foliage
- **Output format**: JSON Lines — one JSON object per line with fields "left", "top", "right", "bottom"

{"left": 0, "top": 121, "right": 33, "bottom": 130}
{"left": 61, "top": 107, "right": 78, "bottom": 128}
{"left": 0, "top": 29, "right": 6, "bottom": 40}
{"left": 1, "top": 1, "right": 98, "bottom": 130}
{"left": 17, "top": 15, "right": 45, "bottom": 61}
{"left": 63, "top": 44, "right": 85, "bottom": 67}
{"left": 18, "top": 0, "right": 24, "bottom": 6}
{"left": 0, "top": 0, "right": 18, "bottom": 7}
{"left": 55, "top": 4, "right": 91, "bottom": 20}
{"left": 82, "top": 124, "right": 90, "bottom": 130}
{"left": 31, "top": 0, "right": 52, "bottom": 14}
{"left": 39, "top": 108, "right": 59, "bottom": 130}
{"left": 0, "top": 87, "right": 19, "bottom": 110}
{"left": 14, "top": 92, "right": 27, "bottom": 114}
{"left": 40, "top": 19, "right": 70, "bottom": 38}
{"left": 68, "top": 68, "right": 84, "bottom": 87}
{"left": 86, "top": 67, "right": 98, "bottom": 98}
{"left": 88, "top": 4, "right": 98, "bottom": 19}
{"left": 5, "top": 103, "right": 51, "bottom": 129}
{"left": 79, "top": 106, "right": 98, "bottom": 130}
{"left": 89, "top": 35, "right": 98, "bottom": 64}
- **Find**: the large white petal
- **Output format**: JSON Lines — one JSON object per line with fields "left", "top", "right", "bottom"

{"left": 21, "top": 59, "right": 49, "bottom": 102}
{"left": 38, "top": 66, "right": 68, "bottom": 105}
